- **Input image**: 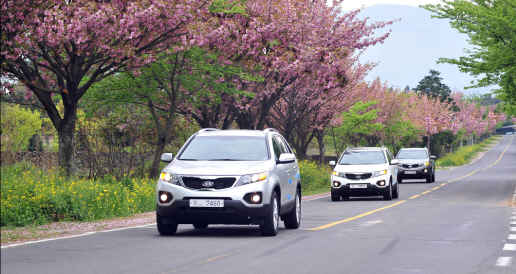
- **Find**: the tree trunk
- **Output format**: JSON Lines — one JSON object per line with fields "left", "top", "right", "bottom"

{"left": 150, "top": 135, "right": 167, "bottom": 178}
{"left": 426, "top": 135, "right": 431, "bottom": 152}
{"left": 56, "top": 107, "right": 78, "bottom": 177}
{"left": 315, "top": 130, "right": 325, "bottom": 165}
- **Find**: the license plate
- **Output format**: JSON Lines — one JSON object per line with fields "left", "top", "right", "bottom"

{"left": 350, "top": 184, "right": 367, "bottom": 189}
{"left": 189, "top": 199, "right": 224, "bottom": 208}
{"left": 405, "top": 171, "right": 417, "bottom": 174}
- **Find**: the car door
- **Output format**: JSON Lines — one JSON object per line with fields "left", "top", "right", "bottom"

{"left": 271, "top": 136, "right": 290, "bottom": 206}
{"left": 386, "top": 150, "right": 398, "bottom": 184}
{"left": 278, "top": 136, "right": 298, "bottom": 202}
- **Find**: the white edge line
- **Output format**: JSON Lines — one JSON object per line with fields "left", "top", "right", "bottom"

{"left": 303, "top": 194, "right": 330, "bottom": 201}
{"left": 496, "top": 257, "right": 512, "bottom": 267}
{"left": 1, "top": 223, "right": 156, "bottom": 249}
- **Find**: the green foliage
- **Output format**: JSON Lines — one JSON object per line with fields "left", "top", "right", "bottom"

{"left": 436, "top": 135, "right": 498, "bottom": 167}
{"left": 330, "top": 101, "right": 384, "bottom": 154}
{"left": 415, "top": 69, "right": 452, "bottom": 102}
{"left": 1, "top": 163, "right": 155, "bottom": 227}
{"left": 209, "top": 0, "right": 248, "bottom": 15}
{"left": 0, "top": 103, "right": 42, "bottom": 152}
{"left": 298, "top": 160, "right": 331, "bottom": 195}
{"left": 424, "top": 0, "right": 516, "bottom": 114}
{"left": 383, "top": 120, "right": 420, "bottom": 153}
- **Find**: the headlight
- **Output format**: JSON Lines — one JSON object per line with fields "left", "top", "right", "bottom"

{"left": 424, "top": 161, "right": 430, "bottom": 167}
{"left": 372, "top": 170, "right": 388, "bottom": 177}
{"left": 332, "top": 171, "right": 345, "bottom": 177}
{"left": 235, "top": 172, "right": 268, "bottom": 186}
{"left": 159, "top": 172, "right": 182, "bottom": 185}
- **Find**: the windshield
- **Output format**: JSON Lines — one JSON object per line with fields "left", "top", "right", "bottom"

{"left": 178, "top": 136, "right": 269, "bottom": 161}
{"left": 396, "top": 149, "right": 428, "bottom": 159}
{"left": 338, "top": 150, "right": 387, "bottom": 165}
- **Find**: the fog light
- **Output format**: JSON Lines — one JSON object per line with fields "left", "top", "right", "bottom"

{"left": 158, "top": 191, "right": 172, "bottom": 203}
{"left": 244, "top": 192, "right": 262, "bottom": 204}
{"left": 377, "top": 180, "right": 386, "bottom": 186}
{"left": 332, "top": 181, "right": 341, "bottom": 188}
{"left": 251, "top": 194, "right": 261, "bottom": 203}
{"left": 424, "top": 169, "right": 428, "bottom": 173}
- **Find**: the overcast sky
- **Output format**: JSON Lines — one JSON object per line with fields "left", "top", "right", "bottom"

{"left": 340, "top": 0, "right": 443, "bottom": 10}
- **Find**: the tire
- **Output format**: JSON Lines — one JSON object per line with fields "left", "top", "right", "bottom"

{"left": 193, "top": 223, "right": 208, "bottom": 229}
{"left": 432, "top": 173, "right": 436, "bottom": 183}
{"left": 331, "top": 192, "right": 341, "bottom": 202}
{"left": 261, "top": 191, "right": 280, "bottom": 236}
{"left": 426, "top": 175, "right": 432, "bottom": 183}
{"left": 283, "top": 190, "right": 301, "bottom": 229}
{"left": 383, "top": 183, "right": 393, "bottom": 200}
{"left": 157, "top": 213, "right": 178, "bottom": 236}
{"left": 392, "top": 181, "right": 399, "bottom": 199}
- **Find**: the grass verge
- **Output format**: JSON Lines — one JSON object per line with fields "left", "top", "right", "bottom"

{"left": 436, "top": 135, "right": 501, "bottom": 168}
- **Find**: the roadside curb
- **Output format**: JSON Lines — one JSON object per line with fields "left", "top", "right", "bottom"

{"left": 302, "top": 192, "right": 330, "bottom": 201}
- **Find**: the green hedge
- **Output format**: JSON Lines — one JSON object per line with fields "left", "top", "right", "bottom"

{"left": 298, "top": 160, "right": 331, "bottom": 195}
{"left": 1, "top": 163, "right": 155, "bottom": 227}
{"left": 436, "top": 136, "right": 499, "bottom": 167}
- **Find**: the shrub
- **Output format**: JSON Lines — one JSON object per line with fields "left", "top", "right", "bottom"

{"left": 1, "top": 163, "right": 155, "bottom": 227}
{"left": 436, "top": 136, "right": 498, "bottom": 167}
{"left": 299, "top": 160, "right": 331, "bottom": 195}
{"left": 0, "top": 103, "right": 42, "bottom": 152}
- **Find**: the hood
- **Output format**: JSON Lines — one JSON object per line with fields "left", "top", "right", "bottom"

{"left": 164, "top": 160, "right": 273, "bottom": 176}
{"left": 396, "top": 159, "right": 428, "bottom": 165}
{"left": 334, "top": 164, "right": 388, "bottom": 173}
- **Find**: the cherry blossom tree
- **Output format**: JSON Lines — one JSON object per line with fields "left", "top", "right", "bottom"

{"left": 1, "top": 0, "right": 209, "bottom": 175}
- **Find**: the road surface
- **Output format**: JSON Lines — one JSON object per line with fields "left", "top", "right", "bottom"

{"left": 2, "top": 135, "right": 515, "bottom": 274}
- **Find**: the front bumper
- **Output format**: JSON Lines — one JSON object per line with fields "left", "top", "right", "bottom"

{"left": 330, "top": 175, "right": 390, "bottom": 197}
{"left": 157, "top": 200, "right": 270, "bottom": 225}
{"left": 397, "top": 166, "right": 431, "bottom": 179}
{"left": 156, "top": 179, "right": 273, "bottom": 225}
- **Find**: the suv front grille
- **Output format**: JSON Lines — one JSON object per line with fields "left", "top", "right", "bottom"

{"left": 345, "top": 173, "right": 372, "bottom": 180}
{"left": 181, "top": 177, "right": 236, "bottom": 190}
{"left": 402, "top": 164, "right": 421, "bottom": 168}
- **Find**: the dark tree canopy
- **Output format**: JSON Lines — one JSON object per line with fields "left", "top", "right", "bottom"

{"left": 416, "top": 70, "right": 452, "bottom": 102}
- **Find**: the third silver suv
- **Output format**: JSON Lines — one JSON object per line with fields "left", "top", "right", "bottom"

{"left": 156, "top": 128, "right": 301, "bottom": 236}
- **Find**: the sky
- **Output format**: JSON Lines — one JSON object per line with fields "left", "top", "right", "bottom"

{"left": 340, "top": 0, "right": 443, "bottom": 10}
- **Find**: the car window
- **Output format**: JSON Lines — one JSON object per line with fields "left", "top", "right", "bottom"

{"left": 178, "top": 135, "right": 269, "bottom": 161}
{"left": 272, "top": 136, "right": 284, "bottom": 161}
{"left": 278, "top": 136, "right": 293, "bottom": 153}
{"left": 338, "top": 150, "right": 387, "bottom": 165}
{"left": 396, "top": 149, "right": 428, "bottom": 159}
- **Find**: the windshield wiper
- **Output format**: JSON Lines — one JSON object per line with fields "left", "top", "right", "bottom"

{"left": 206, "top": 159, "right": 244, "bottom": 161}
{"left": 178, "top": 159, "right": 200, "bottom": 161}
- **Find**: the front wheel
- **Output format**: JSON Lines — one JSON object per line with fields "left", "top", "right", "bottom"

{"left": 261, "top": 191, "right": 280, "bottom": 236}
{"left": 331, "top": 191, "right": 341, "bottom": 202}
{"left": 432, "top": 173, "right": 436, "bottom": 183}
{"left": 392, "top": 181, "right": 399, "bottom": 199}
{"left": 383, "top": 183, "right": 393, "bottom": 200}
{"left": 157, "top": 213, "right": 178, "bottom": 236}
{"left": 283, "top": 190, "right": 301, "bottom": 229}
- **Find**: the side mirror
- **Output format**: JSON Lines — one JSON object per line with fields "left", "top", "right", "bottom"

{"left": 390, "top": 159, "right": 399, "bottom": 165}
{"left": 278, "top": 153, "right": 296, "bottom": 164}
{"left": 430, "top": 155, "right": 437, "bottom": 160}
{"left": 329, "top": 160, "right": 336, "bottom": 166}
{"left": 160, "top": 153, "right": 174, "bottom": 162}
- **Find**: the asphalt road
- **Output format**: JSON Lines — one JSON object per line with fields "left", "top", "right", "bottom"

{"left": 2, "top": 135, "right": 515, "bottom": 274}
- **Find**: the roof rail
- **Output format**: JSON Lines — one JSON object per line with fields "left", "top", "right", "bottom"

{"left": 263, "top": 128, "right": 279, "bottom": 133}
{"left": 198, "top": 128, "right": 219, "bottom": 133}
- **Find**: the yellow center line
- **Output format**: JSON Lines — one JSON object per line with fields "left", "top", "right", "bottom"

{"left": 308, "top": 200, "right": 407, "bottom": 231}
{"left": 409, "top": 194, "right": 421, "bottom": 200}
{"left": 204, "top": 254, "right": 231, "bottom": 263}
{"left": 307, "top": 136, "right": 513, "bottom": 231}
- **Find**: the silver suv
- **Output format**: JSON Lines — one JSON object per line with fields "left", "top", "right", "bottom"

{"left": 156, "top": 128, "right": 302, "bottom": 236}
{"left": 329, "top": 147, "right": 400, "bottom": 201}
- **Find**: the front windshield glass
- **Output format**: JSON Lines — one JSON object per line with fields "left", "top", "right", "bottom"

{"left": 338, "top": 150, "right": 386, "bottom": 165}
{"left": 178, "top": 136, "right": 269, "bottom": 161}
{"left": 396, "top": 149, "right": 428, "bottom": 159}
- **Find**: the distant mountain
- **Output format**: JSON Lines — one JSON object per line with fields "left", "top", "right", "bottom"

{"left": 357, "top": 4, "right": 491, "bottom": 93}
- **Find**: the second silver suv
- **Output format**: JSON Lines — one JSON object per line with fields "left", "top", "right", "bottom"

{"left": 156, "top": 128, "right": 301, "bottom": 236}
